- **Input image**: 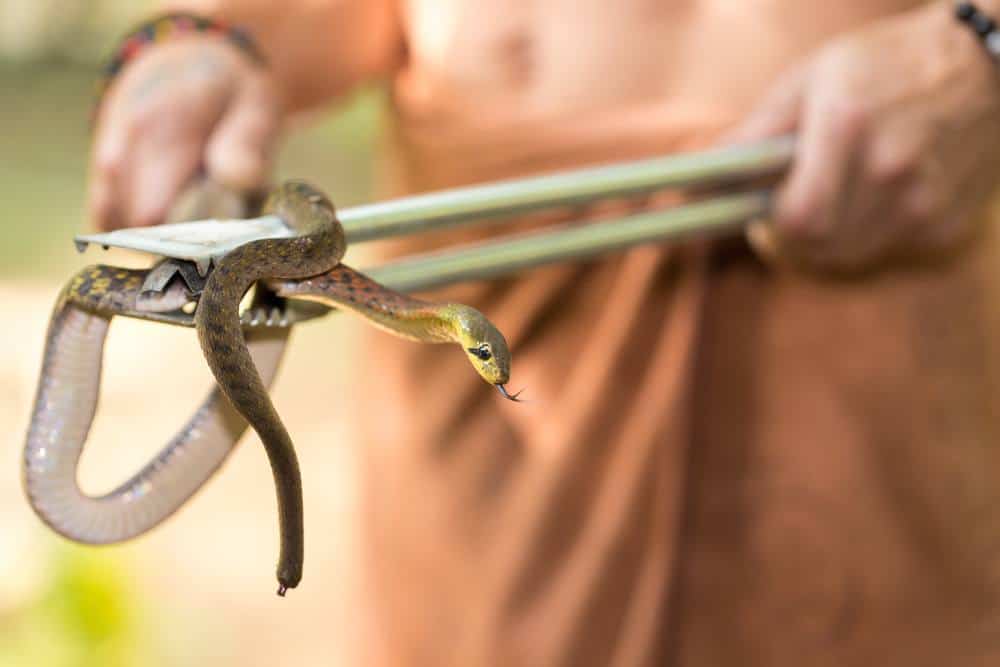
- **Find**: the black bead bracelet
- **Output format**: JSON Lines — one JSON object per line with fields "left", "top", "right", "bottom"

{"left": 955, "top": 2, "right": 1000, "bottom": 61}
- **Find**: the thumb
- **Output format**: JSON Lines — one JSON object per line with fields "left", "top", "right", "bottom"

{"left": 205, "top": 77, "right": 281, "bottom": 192}
{"left": 724, "top": 63, "right": 810, "bottom": 263}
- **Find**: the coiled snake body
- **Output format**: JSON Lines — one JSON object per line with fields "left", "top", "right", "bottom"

{"left": 25, "top": 180, "right": 516, "bottom": 595}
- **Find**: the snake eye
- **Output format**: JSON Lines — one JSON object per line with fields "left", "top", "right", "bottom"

{"left": 467, "top": 344, "right": 492, "bottom": 361}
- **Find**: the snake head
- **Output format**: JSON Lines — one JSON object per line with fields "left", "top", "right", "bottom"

{"left": 447, "top": 304, "right": 513, "bottom": 388}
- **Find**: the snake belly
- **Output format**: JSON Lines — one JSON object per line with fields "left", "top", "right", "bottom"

{"left": 195, "top": 181, "right": 344, "bottom": 594}
{"left": 23, "top": 265, "right": 289, "bottom": 544}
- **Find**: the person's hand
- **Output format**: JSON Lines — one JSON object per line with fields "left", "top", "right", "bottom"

{"left": 730, "top": 5, "right": 1000, "bottom": 272}
{"left": 89, "top": 36, "right": 281, "bottom": 230}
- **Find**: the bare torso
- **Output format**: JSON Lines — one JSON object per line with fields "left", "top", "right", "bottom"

{"left": 401, "top": 0, "right": 925, "bottom": 109}
{"left": 388, "top": 0, "right": 928, "bottom": 193}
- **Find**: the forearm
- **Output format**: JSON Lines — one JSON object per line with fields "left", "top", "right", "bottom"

{"left": 165, "top": 0, "right": 403, "bottom": 111}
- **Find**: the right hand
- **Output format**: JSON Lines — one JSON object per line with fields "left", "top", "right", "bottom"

{"left": 89, "top": 36, "right": 281, "bottom": 230}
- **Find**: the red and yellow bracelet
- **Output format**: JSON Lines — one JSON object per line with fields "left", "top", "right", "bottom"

{"left": 93, "top": 12, "right": 265, "bottom": 122}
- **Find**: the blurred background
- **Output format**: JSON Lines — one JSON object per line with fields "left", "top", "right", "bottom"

{"left": 2, "top": 2, "right": 385, "bottom": 665}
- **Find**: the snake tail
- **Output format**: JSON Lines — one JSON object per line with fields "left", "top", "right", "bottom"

{"left": 195, "top": 181, "right": 344, "bottom": 594}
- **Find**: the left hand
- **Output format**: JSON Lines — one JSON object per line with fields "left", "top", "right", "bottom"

{"left": 731, "top": 4, "right": 1000, "bottom": 272}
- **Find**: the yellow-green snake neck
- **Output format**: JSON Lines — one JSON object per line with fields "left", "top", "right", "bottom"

{"left": 266, "top": 265, "right": 457, "bottom": 343}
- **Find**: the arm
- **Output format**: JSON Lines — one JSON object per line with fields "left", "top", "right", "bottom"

{"left": 167, "top": 0, "right": 403, "bottom": 111}
{"left": 731, "top": 1, "right": 1000, "bottom": 271}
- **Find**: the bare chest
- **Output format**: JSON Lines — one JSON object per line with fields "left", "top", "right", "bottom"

{"left": 398, "top": 0, "right": 929, "bottom": 113}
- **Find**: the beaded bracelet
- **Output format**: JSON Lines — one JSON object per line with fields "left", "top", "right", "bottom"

{"left": 955, "top": 2, "right": 1000, "bottom": 61}
{"left": 93, "top": 12, "right": 265, "bottom": 122}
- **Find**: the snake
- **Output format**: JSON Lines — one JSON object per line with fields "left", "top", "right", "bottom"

{"left": 24, "top": 179, "right": 517, "bottom": 596}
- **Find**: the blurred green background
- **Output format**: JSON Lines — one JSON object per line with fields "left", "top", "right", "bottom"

{"left": 1, "top": 2, "right": 382, "bottom": 665}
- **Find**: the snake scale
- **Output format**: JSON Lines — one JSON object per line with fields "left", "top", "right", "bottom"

{"left": 25, "top": 180, "right": 517, "bottom": 595}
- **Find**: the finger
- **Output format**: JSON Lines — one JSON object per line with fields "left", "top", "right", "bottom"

{"left": 87, "top": 162, "right": 123, "bottom": 231}
{"left": 772, "top": 86, "right": 863, "bottom": 246}
{"left": 119, "top": 73, "right": 227, "bottom": 227}
{"left": 826, "top": 148, "right": 905, "bottom": 269}
{"left": 724, "top": 63, "right": 810, "bottom": 144}
{"left": 88, "top": 102, "right": 133, "bottom": 230}
{"left": 125, "top": 124, "right": 204, "bottom": 228}
{"left": 810, "top": 152, "right": 893, "bottom": 271}
{"left": 205, "top": 77, "right": 280, "bottom": 192}
{"left": 745, "top": 218, "right": 782, "bottom": 264}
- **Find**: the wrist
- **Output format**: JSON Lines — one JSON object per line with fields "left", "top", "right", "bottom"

{"left": 908, "top": 2, "right": 1000, "bottom": 90}
{"left": 951, "top": 2, "right": 1000, "bottom": 77}
{"left": 93, "top": 12, "right": 265, "bottom": 123}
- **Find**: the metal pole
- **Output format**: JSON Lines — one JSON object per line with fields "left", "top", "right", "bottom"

{"left": 340, "top": 137, "right": 793, "bottom": 243}
{"left": 365, "top": 191, "right": 770, "bottom": 292}
{"left": 74, "top": 137, "right": 793, "bottom": 266}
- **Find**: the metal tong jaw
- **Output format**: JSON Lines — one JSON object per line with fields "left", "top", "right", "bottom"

{"left": 75, "top": 214, "right": 294, "bottom": 277}
{"left": 75, "top": 219, "right": 329, "bottom": 329}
